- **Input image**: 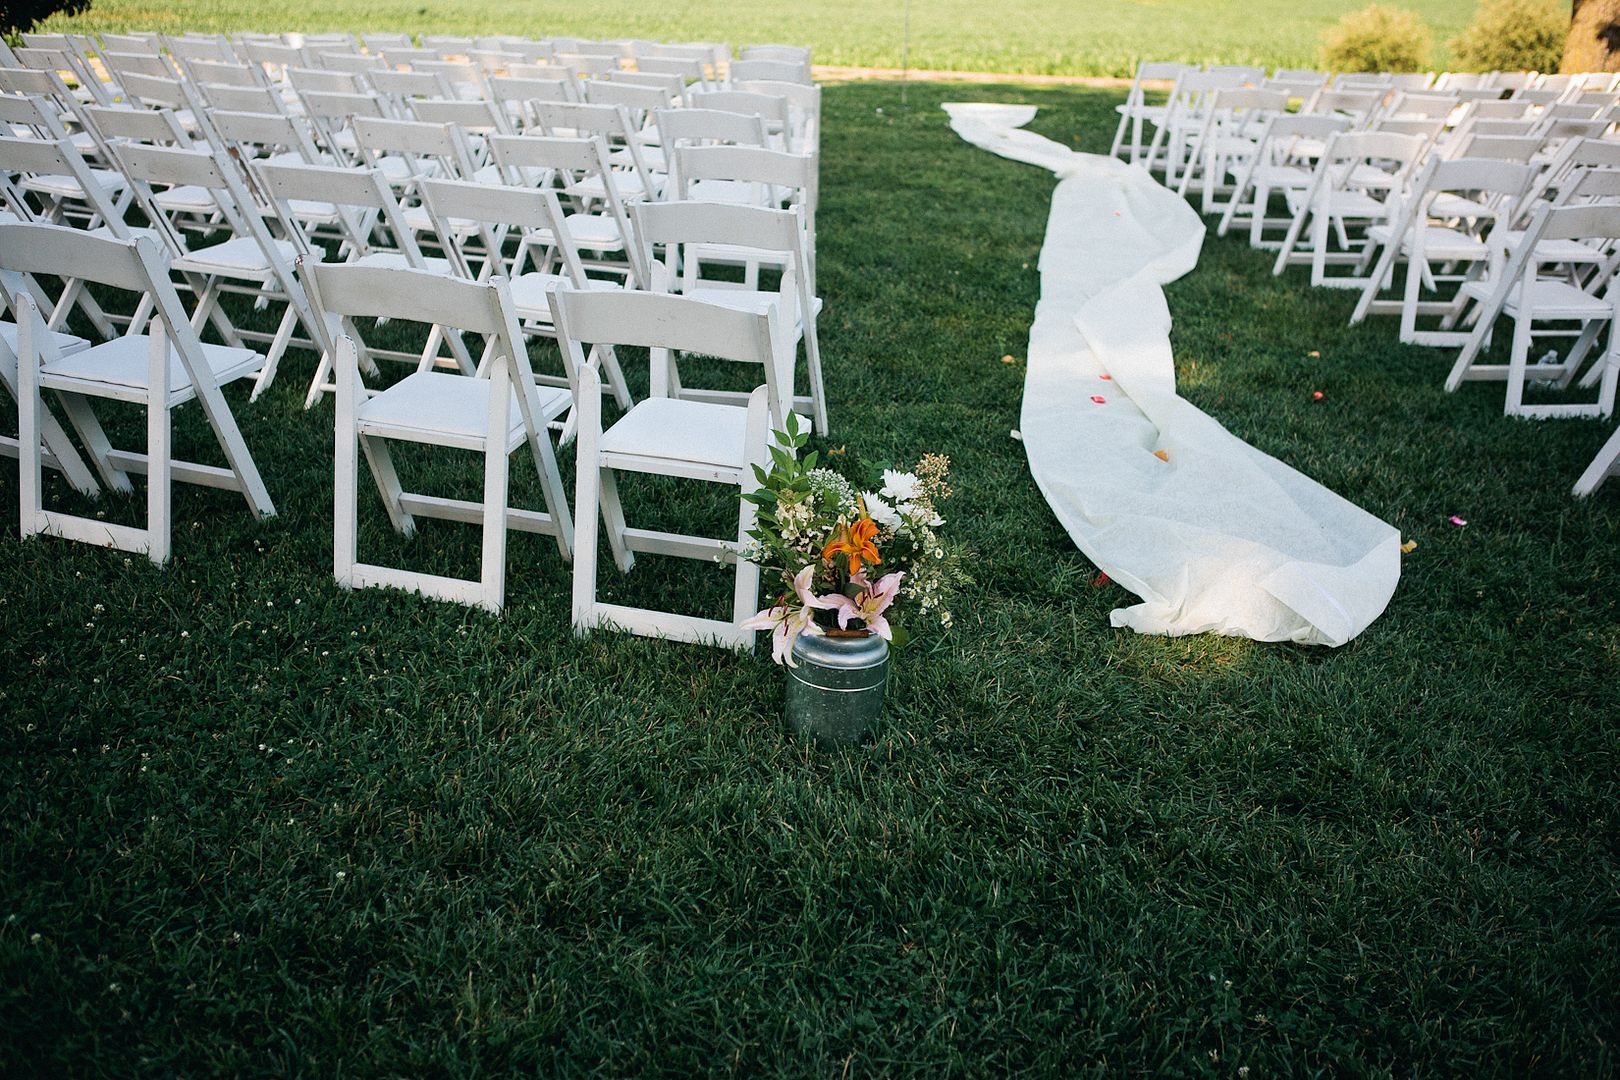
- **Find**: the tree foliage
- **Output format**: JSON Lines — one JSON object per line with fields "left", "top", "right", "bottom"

{"left": 1, "top": 0, "right": 90, "bottom": 40}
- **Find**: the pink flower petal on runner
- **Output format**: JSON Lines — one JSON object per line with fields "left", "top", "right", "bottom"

{"left": 1091, "top": 395, "right": 1106, "bottom": 404}
{"left": 1099, "top": 373, "right": 1112, "bottom": 380}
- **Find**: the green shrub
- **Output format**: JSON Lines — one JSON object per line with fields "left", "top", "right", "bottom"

{"left": 1451, "top": 0, "right": 1566, "bottom": 73}
{"left": 1321, "top": 4, "right": 1433, "bottom": 72}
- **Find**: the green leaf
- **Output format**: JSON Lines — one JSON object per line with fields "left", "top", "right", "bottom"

{"left": 889, "top": 625, "right": 911, "bottom": 649}
{"left": 801, "top": 451, "right": 819, "bottom": 472}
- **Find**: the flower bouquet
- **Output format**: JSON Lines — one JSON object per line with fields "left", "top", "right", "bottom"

{"left": 738, "top": 413, "right": 965, "bottom": 742}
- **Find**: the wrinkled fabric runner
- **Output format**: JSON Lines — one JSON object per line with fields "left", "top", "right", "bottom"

{"left": 945, "top": 103, "right": 1400, "bottom": 645}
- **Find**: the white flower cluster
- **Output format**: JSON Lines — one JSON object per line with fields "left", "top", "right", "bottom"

{"left": 862, "top": 469, "right": 944, "bottom": 536}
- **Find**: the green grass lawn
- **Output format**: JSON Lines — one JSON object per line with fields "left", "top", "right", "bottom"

{"left": 39, "top": 0, "right": 1499, "bottom": 76}
{"left": 2, "top": 82, "right": 1618, "bottom": 1074}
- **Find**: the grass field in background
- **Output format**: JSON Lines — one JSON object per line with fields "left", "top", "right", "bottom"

{"left": 1, "top": 82, "right": 1617, "bottom": 1074}
{"left": 38, "top": 0, "right": 1499, "bottom": 76}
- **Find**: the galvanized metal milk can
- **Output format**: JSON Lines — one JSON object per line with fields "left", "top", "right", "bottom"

{"left": 785, "top": 630, "right": 890, "bottom": 745}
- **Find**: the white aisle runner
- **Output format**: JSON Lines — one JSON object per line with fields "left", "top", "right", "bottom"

{"left": 945, "top": 103, "right": 1400, "bottom": 646}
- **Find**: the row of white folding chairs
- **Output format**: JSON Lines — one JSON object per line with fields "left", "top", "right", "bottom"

{"left": 0, "top": 112, "right": 825, "bottom": 431}
{"left": 1118, "top": 61, "right": 1620, "bottom": 179}
{"left": 0, "top": 219, "right": 802, "bottom": 647}
{"left": 0, "top": 51, "right": 821, "bottom": 280}
{"left": 1162, "top": 85, "right": 1620, "bottom": 495}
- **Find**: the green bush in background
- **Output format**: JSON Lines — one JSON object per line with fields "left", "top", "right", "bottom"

{"left": 1321, "top": 4, "right": 1434, "bottom": 72}
{"left": 1451, "top": 0, "right": 1567, "bottom": 72}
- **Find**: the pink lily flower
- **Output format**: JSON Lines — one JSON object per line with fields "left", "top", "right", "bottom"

{"left": 823, "top": 571, "right": 905, "bottom": 640}
{"left": 740, "top": 565, "right": 830, "bottom": 666}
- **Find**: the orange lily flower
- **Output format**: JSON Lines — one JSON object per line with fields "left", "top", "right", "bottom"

{"left": 822, "top": 507, "right": 882, "bottom": 577}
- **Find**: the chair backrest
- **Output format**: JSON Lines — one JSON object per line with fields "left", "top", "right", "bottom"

{"left": 209, "top": 108, "right": 325, "bottom": 163}
{"left": 418, "top": 175, "right": 590, "bottom": 287}
{"left": 488, "top": 74, "right": 577, "bottom": 113}
{"left": 583, "top": 78, "right": 671, "bottom": 114}
{"left": 369, "top": 67, "right": 454, "bottom": 103}
{"left": 549, "top": 287, "right": 786, "bottom": 422}
{"left": 196, "top": 80, "right": 289, "bottom": 115}
{"left": 1386, "top": 91, "right": 1457, "bottom": 120}
{"left": 728, "top": 58, "right": 809, "bottom": 85}
{"left": 83, "top": 103, "right": 193, "bottom": 149}
{"left": 1450, "top": 134, "right": 1544, "bottom": 162}
{"left": 352, "top": 115, "right": 477, "bottom": 181}
{"left": 740, "top": 44, "right": 811, "bottom": 65}
{"left": 672, "top": 142, "right": 818, "bottom": 220}
{"left": 634, "top": 56, "right": 707, "bottom": 86}
{"left": 0, "top": 93, "right": 71, "bottom": 140}
{"left": 288, "top": 65, "right": 367, "bottom": 95}
{"left": 691, "top": 88, "right": 792, "bottom": 133}
{"left": 183, "top": 57, "right": 263, "bottom": 88}
{"left": 253, "top": 159, "right": 427, "bottom": 266}
{"left": 655, "top": 106, "right": 767, "bottom": 150}
{"left": 102, "top": 50, "right": 175, "bottom": 80}
{"left": 316, "top": 51, "right": 388, "bottom": 75}
{"left": 407, "top": 96, "right": 512, "bottom": 135}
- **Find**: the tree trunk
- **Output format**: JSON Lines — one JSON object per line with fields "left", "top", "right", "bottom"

{"left": 1564, "top": 0, "right": 1620, "bottom": 72}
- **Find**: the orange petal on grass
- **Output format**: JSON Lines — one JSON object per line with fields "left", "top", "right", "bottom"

{"left": 1400, "top": 539, "right": 1418, "bottom": 553}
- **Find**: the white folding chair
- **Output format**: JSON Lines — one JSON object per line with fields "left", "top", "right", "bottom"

{"left": 1110, "top": 61, "right": 1196, "bottom": 164}
{"left": 1446, "top": 204, "right": 1620, "bottom": 418}
{"left": 301, "top": 261, "right": 574, "bottom": 613}
{"left": 253, "top": 159, "right": 470, "bottom": 406}
{"left": 1352, "top": 157, "right": 1536, "bottom": 344}
{"left": 417, "top": 175, "right": 633, "bottom": 414}
{"left": 550, "top": 287, "right": 786, "bottom": 648}
{"left": 1273, "top": 130, "right": 1429, "bottom": 287}
{"left": 632, "top": 198, "right": 826, "bottom": 435}
{"left": 1218, "top": 113, "right": 1349, "bottom": 245}
{"left": 108, "top": 141, "right": 322, "bottom": 400}
{"left": 487, "top": 133, "right": 645, "bottom": 286}
{"left": 529, "top": 100, "right": 660, "bottom": 202}
{"left": 1177, "top": 88, "right": 1289, "bottom": 210}
{"left": 0, "top": 224, "right": 275, "bottom": 563}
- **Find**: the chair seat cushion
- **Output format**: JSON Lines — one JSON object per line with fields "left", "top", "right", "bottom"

{"left": 1461, "top": 277, "right": 1614, "bottom": 318}
{"left": 1, "top": 320, "right": 89, "bottom": 357}
{"left": 1366, "top": 224, "right": 1489, "bottom": 260}
{"left": 153, "top": 183, "right": 218, "bottom": 215}
{"left": 684, "top": 285, "right": 823, "bottom": 320}
{"left": 599, "top": 397, "right": 749, "bottom": 469}
{"left": 559, "top": 213, "right": 626, "bottom": 249}
{"left": 687, "top": 178, "right": 763, "bottom": 205}
{"left": 172, "top": 236, "right": 297, "bottom": 275}
{"left": 40, "top": 334, "right": 261, "bottom": 395}
{"left": 358, "top": 370, "right": 569, "bottom": 445}
{"left": 351, "top": 252, "right": 455, "bottom": 275}
{"left": 507, "top": 272, "right": 619, "bottom": 316}
{"left": 21, "top": 168, "right": 126, "bottom": 199}
{"left": 1502, "top": 231, "right": 1608, "bottom": 262}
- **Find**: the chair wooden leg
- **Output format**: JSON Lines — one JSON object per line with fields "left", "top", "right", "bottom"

{"left": 359, "top": 434, "right": 415, "bottom": 537}
{"left": 1574, "top": 420, "right": 1620, "bottom": 496}
{"left": 731, "top": 386, "right": 771, "bottom": 643}
{"left": 17, "top": 315, "right": 44, "bottom": 541}
{"left": 334, "top": 341, "right": 360, "bottom": 589}
{"left": 571, "top": 367, "right": 603, "bottom": 635}
{"left": 1504, "top": 308, "right": 1534, "bottom": 416}
{"left": 145, "top": 333, "right": 171, "bottom": 567}
{"left": 598, "top": 467, "right": 634, "bottom": 574}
